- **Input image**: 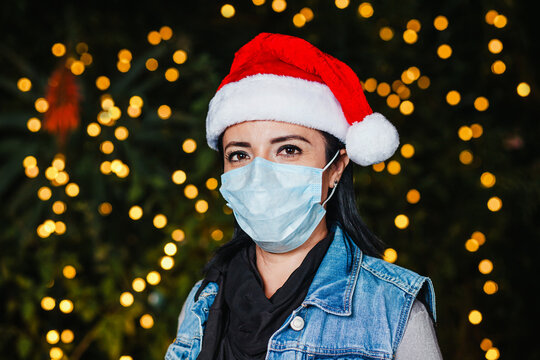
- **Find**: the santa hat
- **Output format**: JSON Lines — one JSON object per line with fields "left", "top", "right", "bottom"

{"left": 205, "top": 32, "right": 399, "bottom": 166}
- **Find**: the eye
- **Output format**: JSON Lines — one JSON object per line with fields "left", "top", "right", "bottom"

{"left": 226, "top": 150, "right": 250, "bottom": 162}
{"left": 278, "top": 145, "right": 302, "bottom": 157}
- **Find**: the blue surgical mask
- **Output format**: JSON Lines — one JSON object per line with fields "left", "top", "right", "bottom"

{"left": 219, "top": 151, "right": 340, "bottom": 253}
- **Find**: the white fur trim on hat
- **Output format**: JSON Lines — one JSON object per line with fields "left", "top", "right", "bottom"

{"left": 206, "top": 73, "right": 350, "bottom": 150}
{"left": 345, "top": 112, "right": 400, "bottom": 166}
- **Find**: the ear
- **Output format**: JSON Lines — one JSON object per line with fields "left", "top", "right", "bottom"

{"left": 329, "top": 149, "right": 350, "bottom": 188}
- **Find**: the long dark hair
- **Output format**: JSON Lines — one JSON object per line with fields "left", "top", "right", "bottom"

{"left": 203, "top": 130, "right": 385, "bottom": 274}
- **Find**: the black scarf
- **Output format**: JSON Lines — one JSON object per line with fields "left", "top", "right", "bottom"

{"left": 195, "top": 230, "right": 334, "bottom": 360}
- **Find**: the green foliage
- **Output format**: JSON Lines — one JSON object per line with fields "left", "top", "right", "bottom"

{"left": 0, "top": 1, "right": 538, "bottom": 359}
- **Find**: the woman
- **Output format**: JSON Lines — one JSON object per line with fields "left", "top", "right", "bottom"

{"left": 166, "top": 32, "right": 443, "bottom": 360}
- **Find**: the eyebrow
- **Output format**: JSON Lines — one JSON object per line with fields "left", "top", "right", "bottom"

{"left": 223, "top": 135, "right": 312, "bottom": 152}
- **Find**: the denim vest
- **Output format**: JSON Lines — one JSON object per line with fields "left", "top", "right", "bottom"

{"left": 165, "top": 225, "right": 436, "bottom": 360}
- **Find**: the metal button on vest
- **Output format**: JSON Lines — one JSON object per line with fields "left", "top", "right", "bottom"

{"left": 290, "top": 316, "right": 305, "bottom": 331}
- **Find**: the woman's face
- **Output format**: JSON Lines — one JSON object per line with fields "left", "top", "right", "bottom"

{"left": 222, "top": 120, "right": 348, "bottom": 200}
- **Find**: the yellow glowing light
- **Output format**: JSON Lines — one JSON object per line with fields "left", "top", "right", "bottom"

{"left": 394, "top": 214, "right": 409, "bottom": 229}
{"left": 358, "top": 2, "right": 373, "bottom": 18}
{"left": 437, "top": 44, "right": 452, "bottom": 59}
{"left": 50, "top": 347, "right": 63, "bottom": 360}
{"left": 479, "top": 259, "right": 494, "bottom": 274}
{"left": 481, "top": 338, "right": 493, "bottom": 351}
{"left": 65, "top": 183, "right": 80, "bottom": 197}
{"left": 157, "top": 105, "right": 172, "bottom": 119}
{"left": 98, "top": 111, "right": 112, "bottom": 126}
{"left": 417, "top": 75, "right": 430, "bottom": 89}
{"left": 458, "top": 126, "right": 473, "bottom": 141}
{"left": 37, "top": 224, "right": 49, "bottom": 238}
{"left": 386, "top": 94, "right": 400, "bottom": 108}
{"left": 70, "top": 60, "right": 85, "bottom": 75}
{"left": 480, "top": 172, "right": 496, "bottom": 188}
{"left": 406, "top": 19, "right": 421, "bottom": 32}
{"left": 487, "top": 196, "right": 502, "bottom": 212}
{"left": 80, "top": 52, "right": 93, "bottom": 66}
{"left": 406, "top": 189, "right": 420, "bottom": 204}
{"left": 293, "top": 13, "right": 307, "bottom": 28}
{"left": 211, "top": 229, "right": 224, "bottom": 241}
{"left": 100, "top": 161, "right": 112, "bottom": 175}
{"left": 165, "top": 67, "right": 179, "bottom": 82}
{"left": 472, "top": 231, "right": 486, "bottom": 245}
{"left": 52, "top": 201, "right": 66, "bottom": 214}
{"left": 61, "top": 329, "right": 74, "bottom": 344}
{"left": 446, "top": 90, "right": 461, "bottom": 105}
{"left": 129, "top": 205, "right": 143, "bottom": 220}
{"left": 399, "top": 100, "right": 414, "bottom": 115}
{"left": 335, "top": 0, "right": 349, "bottom": 9}
{"left": 27, "top": 117, "right": 41, "bottom": 132}
{"left": 23, "top": 155, "right": 37, "bottom": 168}
{"left": 253, "top": 0, "right": 266, "bottom": 5}
{"left": 376, "top": 82, "right": 391, "bottom": 97}
{"left": 129, "top": 95, "right": 143, "bottom": 108}
{"left": 468, "top": 310, "right": 482, "bottom": 325}
{"left": 118, "top": 49, "right": 132, "bottom": 63}
{"left": 52, "top": 43, "right": 66, "bottom": 57}
{"left": 483, "top": 280, "right": 498, "bottom": 295}
{"left": 55, "top": 221, "right": 66, "bottom": 235}
{"left": 43, "top": 219, "right": 56, "bottom": 234}
{"left": 41, "top": 296, "right": 56, "bottom": 310}
{"left": 101, "top": 97, "right": 114, "bottom": 110}
{"left": 17, "top": 77, "right": 32, "bottom": 92}
{"left": 153, "top": 214, "right": 168, "bottom": 229}
{"left": 132, "top": 278, "right": 146, "bottom": 292}
{"left": 195, "top": 200, "right": 209, "bottom": 213}
{"left": 109, "top": 106, "right": 121, "bottom": 120}
{"left": 433, "top": 15, "right": 448, "bottom": 30}
{"left": 387, "top": 160, "right": 401, "bottom": 175}
{"left": 38, "top": 186, "right": 52, "bottom": 201}
{"left": 383, "top": 248, "right": 398, "bottom": 263}
{"left": 184, "top": 184, "right": 198, "bottom": 199}
{"left": 172, "top": 170, "right": 187, "bottom": 185}
{"left": 147, "top": 271, "right": 161, "bottom": 285}
{"left": 470, "top": 123, "right": 483, "bottom": 138}
{"left": 459, "top": 150, "right": 473, "bottom": 165}
{"left": 100, "top": 140, "right": 114, "bottom": 154}
{"left": 474, "top": 96, "right": 489, "bottom": 111}
{"left": 115, "top": 126, "right": 129, "bottom": 141}
{"left": 116, "top": 164, "right": 130, "bottom": 178}
{"left": 403, "top": 29, "right": 418, "bottom": 44}
{"left": 493, "top": 14, "right": 507, "bottom": 28}
{"left": 45, "top": 166, "right": 58, "bottom": 180}
{"left": 146, "top": 58, "right": 158, "bottom": 71}
{"left": 300, "top": 7, "right": 314, "bottom": 21}
{"left": 147, "top": 31, "right": 161, "bottom": 45}
{"left": 160, "top": 256, "right": 174, "bottom": 270}
{"left": 485, "top": 10, "right": 498, "bottom": 25}
{"left": 516, "top": 82, "right": 531, "bottom": 97}
{"left": 372, "top": 162, "right": 385, "bottom": 172}
{"left": 465, "top": 239, "right": 480, "bottom": 252}
{"left": 120, "top": 356, "right": 133, "bottom": 360}
{"left": 98, "top": 202, "right": 112, "bottom": 216}
{"left": 160, "top": 26, "right": 173, "bottom": 40}
{"left": 488, "top": 39, "right": 503, "bottom": 54}
{"left": 173, "top": 50, "right": 188, "bottom": 64}
{"left": 127, "top": 106, "right": 142, "bottom": 118}
{"left": 486, "top": 347, "right": 500, "bottom": 360}
{"left": 379, "top": 27, "right": 394, "bottom": 41}
{"left": 363, "top": 78, "right": 377, "bottom": 92}
{"left": 59, "top": 299, "right": 74, "bottom": 313}
{"left": 140, "top": 314, "right": 154, "bottom": 329}
{"left": 35, "top": 98, "right": 49, "bottom": 113}
{"left": 172, "top": 229, "right": 185, "bottom": 242}
{"left": 117, "top": 61, "right": 131, "bottom": 73}
{"left": 400, "top": 144, "right": 415, "bottom": 158}
{"left": 46, "top": 330, "right": 60, "bottom": 344}
{"left": 206, "top": 178, "right": 218, "bottom": 190}
{"left": 120, "top": 292, "right": 134, "bottom": 307}
{"left": 52, "top": 156, "right": 65, "bottom": 171}
{"left": 272, "top": 0, "right": 287, "bottom": 12}
{"left": 63, "top": 265, "right": 76, "bottom": 279}
{"left": 182, "top": 139, "right": 197, "bottom": 153}
{"left": 164, "top": 242, "right": 177, "bottom": 256}
{"left": 221, "top": 4, "right": 236, "bottom": 18}
{"left": 491, "top": 60, "right": 506, "bottom": 74}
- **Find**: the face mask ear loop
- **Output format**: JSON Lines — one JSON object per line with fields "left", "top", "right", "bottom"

{"left": 322, "top": 180, "right": 338, "bottom": 207}
{"left": 322, "top": 150, "right": 341, "bottom": 172}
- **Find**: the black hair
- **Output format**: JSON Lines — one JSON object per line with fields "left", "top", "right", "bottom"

{"left": 203, "top": 130, "right": 385, "bottom": 273}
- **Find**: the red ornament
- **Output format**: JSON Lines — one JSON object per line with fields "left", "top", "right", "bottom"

{"left": 43, "top": 62, "right": 81, "bottom": 145}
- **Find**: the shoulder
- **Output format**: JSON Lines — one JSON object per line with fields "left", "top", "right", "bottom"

{"left": 359, "top": 254, "right": 437, "bottom": 322}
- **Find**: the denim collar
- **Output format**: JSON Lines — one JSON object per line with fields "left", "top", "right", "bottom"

{"left": 301, "top": 223, "right": 362, "bottom": 316}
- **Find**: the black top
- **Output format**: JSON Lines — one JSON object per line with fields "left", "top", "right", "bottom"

{"left": 195, "top": 230, "right": 334, "bottom": 360}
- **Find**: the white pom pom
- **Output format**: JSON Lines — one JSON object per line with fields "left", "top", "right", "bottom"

{"left": 345, "top": 113, "right": 400, "bottom": 166}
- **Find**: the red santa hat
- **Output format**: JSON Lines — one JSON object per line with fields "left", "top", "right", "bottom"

{"left": 205, "top": 32, "right": 399, "bottom": 166}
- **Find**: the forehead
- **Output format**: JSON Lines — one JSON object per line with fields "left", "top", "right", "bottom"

{"left": 222, "top": 120, "right": 326, "bottom": 143}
